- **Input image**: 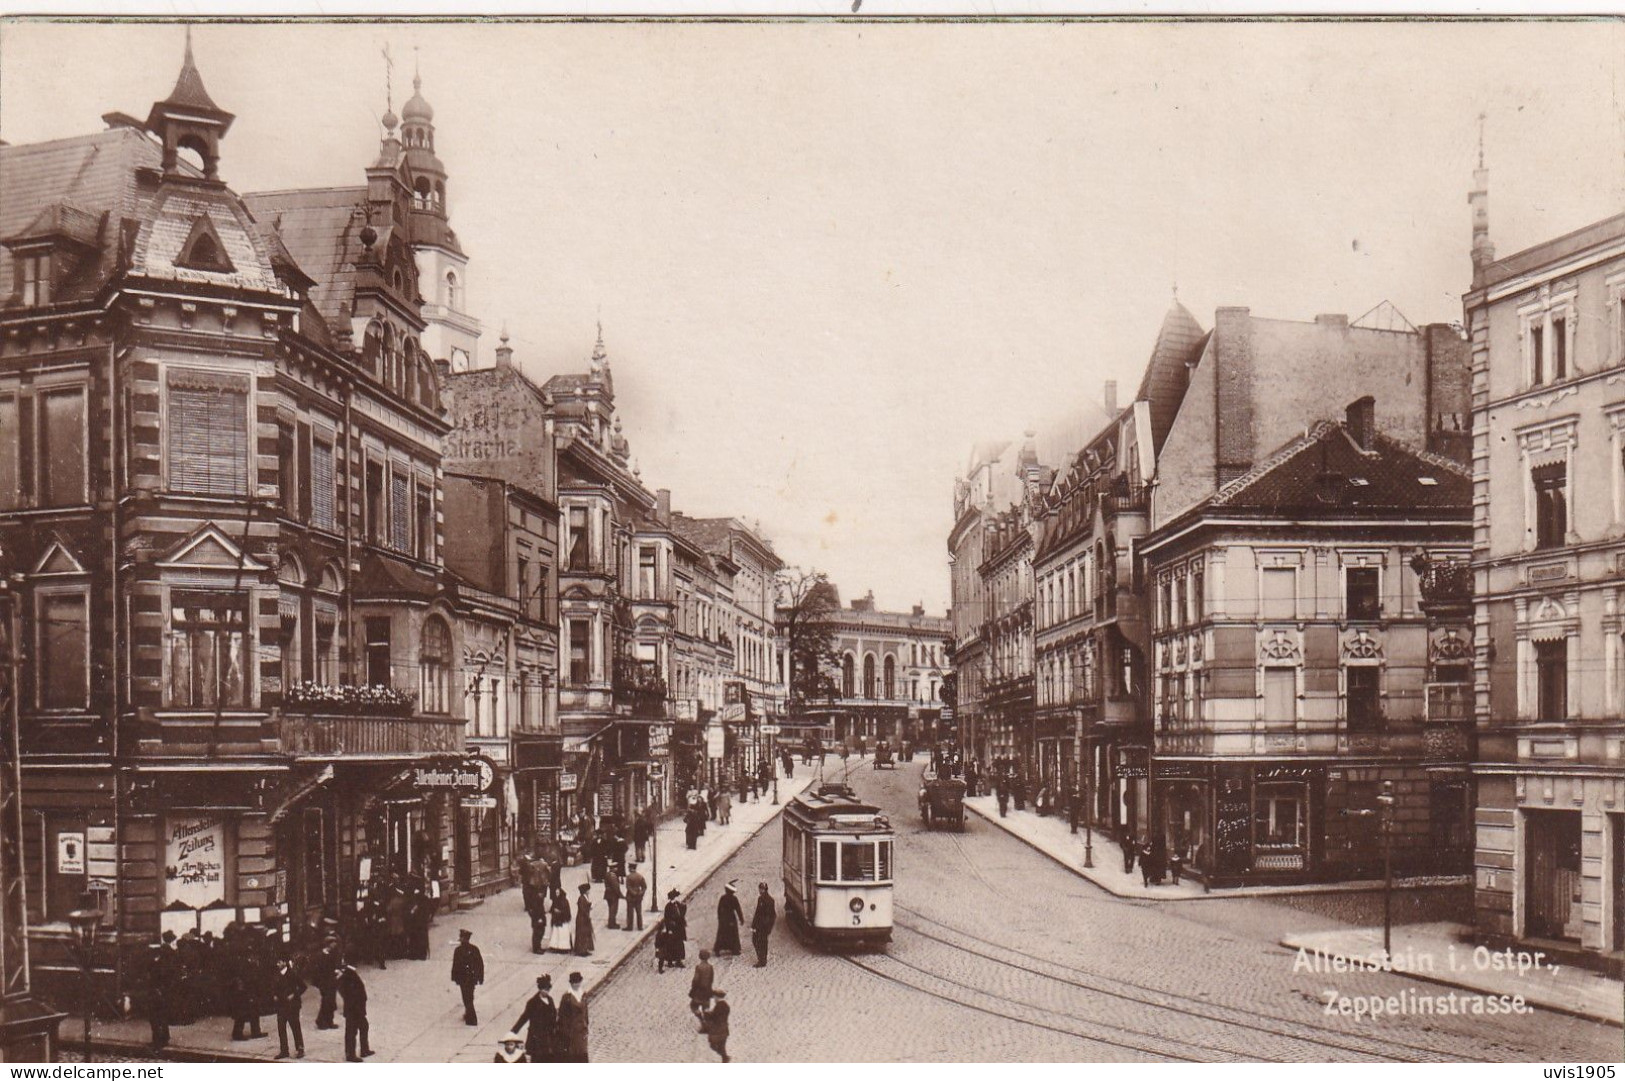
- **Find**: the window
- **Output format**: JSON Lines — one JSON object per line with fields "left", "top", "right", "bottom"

{"left": 445, "top": 271, "right": 459, "bottom": 311}
{"left": 365, "top": 617, "right": 392, "bottom": 688}
{"left": 39, "top": 389, "right": 87, "bottom": 506}
{"left": 1263, "top": 666, "right": 1296, "bottom": 726}
{"left": 842, "top": 654, "right": 855, "bottom": 697}
{"left": 1552, "top": 316, "right": 1568, "bottom": 381}
{"left": 1535, "top": 639, "right": 1567, "bottom": 721}
{"left": 841, "top": 842, "right": 877, "bottom": 882}
{"left": 421, "top": 617, "right": 450, "bottom": 715}
{"left": 314, "top": 604, "right": 338, "bottom": 685}
{"left": 819, "top": 841, "right": 838, "bottom": 881}
{"left": 18, "top": 252, "right": 49, "bottom": 306}
{"left": 883, "top": 655, "right": 896, "bottom": 699}
{"left": 167, "top": 372, "right": 247, "bottom": 496}
{"left": 311, "top": 437, "right": 336, "bottom": 531}
{"left": 415, "top": 485, "right": 434, "bottom": 561}
{"left": 1261, "top": 567, "right": 1296, "bottom": 621}
{"left": 863, "top": 655, "right": 877, "bottom": 698}
{"left": 1530, "top": 322, "right": 1546, "bottom": 385}
{"left": 1255, "top": 787, "right": 1303, "bottom": 847}
{"left": 365, "top": 461, "right": 386, "bottom": 545}
{"left": 167, "top": 591, "right": 249, "bottom": 708}
{"left": 277, "top": 425, "right": 297, "bottom": 516}
{"left": 390, "top": 470, "right": 410, "bottom": 552}
{"left": 1346, "top": 665, "right": 1381, "bottom": 730}
{"left": 569, "top": 620, "right": 591, "bottom": 685}
{"left": 1346, "top": 566, "right": 1380, "bottom": 621}
{"left": 516, "top": 557, "right": 530, "bottom": 611}
{"left": 0, "top": 397, "right": 16, "bottom": 510}
{"left": 567, "top": 507, "right": 590, "bottom": 571}
{"left": 1533, "top": 462, "right": 1568, "bottom": 550}
{"left": 879, "top": 840, "right": 892, "bottom": 880}
{"left": 36, "top": 590, "right": 88, "bottom": 709}
{"left": 639, "top": 547, "right": 657, "bottom": 599}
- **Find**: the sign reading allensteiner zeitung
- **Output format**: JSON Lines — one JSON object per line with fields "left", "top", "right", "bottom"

{"left": 413, "top": 755, "right": 497, "bottom": 796}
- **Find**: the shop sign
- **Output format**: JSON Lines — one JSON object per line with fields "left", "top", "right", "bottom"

{"left": 534, "top": 789, "right": 556, "bottom": 842}
{"left": 759, "top": 724, "right": 781, "bottom": 736}
{"left": 649, "top": 724, "right": 671, "bottom": 756}
{"left": 706, "top": 724, "right": 726, "bottom": 759}
{"left": 1257, "top": 765, "right": 1316, "bottom": 781}
{"left": 461, "top": 797, "right": 498, "bottom": 810}
{"left": 165, "top": 816, "right": 227, "bottom": 909}
{"left": 597, "top": 782, "right": 617, "bottom": 816}
{"left": 676, "top": 699, "right": 697, "bottom": 722}
{"left": 560, "top": 772, "right": 578, "bottom": 792}
{"left": 57, "top": 832, "right": 86, "bottom": 875}
{"left": 1155, "top": 763, "right": 1207, "bottom": 780}
{"left": 413, "top": 755, "right": 497, "bottom": 795}
{"left": 720, "top": 702, "right": 747, "bottom": 724}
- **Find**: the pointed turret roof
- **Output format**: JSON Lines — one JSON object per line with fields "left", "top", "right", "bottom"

{"left": 1134, "top": 297, "right": 1207, "bottom": 454}
{"left": 156, "top": 27, "right": 229, "bottom": 119}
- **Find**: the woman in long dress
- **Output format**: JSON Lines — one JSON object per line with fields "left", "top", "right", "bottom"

{"left": 713, "top": 882, "right": 744, "bottom": 956}
{"left": 573, "top": 883, "right": 595, "bottom": 956}
{"left": 549, "top": 887, "right": 573, "bottom": 952}
{"left": 658, "top": 890, "right": 687, "bottom": 970}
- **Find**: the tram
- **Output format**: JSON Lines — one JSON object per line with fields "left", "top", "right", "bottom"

{"left": 782, "top": 782, "right": 895, "bottom": 949}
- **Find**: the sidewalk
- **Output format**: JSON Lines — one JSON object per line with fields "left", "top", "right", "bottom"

{"left": 964, "top": 795, "right": 1470, "bottom": 901}
{"left": 1280, "top": 922, "right": 1625, "bottom": 1027}
{"left": 79, "top": 769, "right": 822, "bottom": 1063}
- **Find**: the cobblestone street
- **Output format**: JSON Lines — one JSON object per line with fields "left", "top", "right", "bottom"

{"left": 588, "top": 760, "right": 1623, "bottom": 1062}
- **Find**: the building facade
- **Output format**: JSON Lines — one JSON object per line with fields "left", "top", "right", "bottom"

{"left": 1465, "top": 193, "right": 1625, "bottom": 964}
{"left": 818, "top": 591, "right": 949, "bottom": 748}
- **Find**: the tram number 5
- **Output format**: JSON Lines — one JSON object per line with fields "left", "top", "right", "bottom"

{"left": 849, "top": 897, "right": 865, "bottom": 925}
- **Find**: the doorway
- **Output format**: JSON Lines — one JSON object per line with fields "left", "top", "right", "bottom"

{"left": 1525, "top": 809, "right": 1583, "bottom": 941}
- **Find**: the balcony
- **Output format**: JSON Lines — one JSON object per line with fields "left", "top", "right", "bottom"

{"left": 278, "top": 712, "right": 464, "bottom": 757}
{"left": 1425, "top": 682, "right": 1472, "bottom": 723}
{"left": 613, "top": 657, "right": 669, "bottom": 717}
{"left": 1413, "top": 554, "right": 1472, "bottom": 616}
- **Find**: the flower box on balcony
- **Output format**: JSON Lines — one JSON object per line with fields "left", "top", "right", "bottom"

{"left": 284, "top": 681, "right": 418, "bottom": 716}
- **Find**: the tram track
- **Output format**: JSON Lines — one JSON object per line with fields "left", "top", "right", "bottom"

{"left": 891, "top": 903, "right": 1500, "bottom": 1064}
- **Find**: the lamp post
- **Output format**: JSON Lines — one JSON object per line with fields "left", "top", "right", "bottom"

{"left": 1378, "top": 780, "right": 1396, "bottom": 957}
{"left": 1082, "top": 743, "right": 1094, "bottom": 868}
{"left": 65, "top": 906, "right": 102, "bottom": 1062}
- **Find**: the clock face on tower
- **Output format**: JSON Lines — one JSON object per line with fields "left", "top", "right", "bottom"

{"left": 450, "top": 347, "right": 470, "bottom": 373}
{"left": 476, "top": 758, "right": 495, "bottom": 793}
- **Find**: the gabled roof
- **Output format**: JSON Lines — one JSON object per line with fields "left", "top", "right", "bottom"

{"left": 1210, "top": 422, "right": 1470, "bottom": 515}
{"left": 242, "top": 186, "right": 368, "bottom": 332}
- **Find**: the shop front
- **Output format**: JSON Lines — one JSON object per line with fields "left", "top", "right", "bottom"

{"left": 1154, "top": 761, "right": 1210, "bottom": 872}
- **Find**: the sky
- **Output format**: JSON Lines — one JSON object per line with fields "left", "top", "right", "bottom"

{"left": 3, "top": 19, "right": 1622, "bottom": 613}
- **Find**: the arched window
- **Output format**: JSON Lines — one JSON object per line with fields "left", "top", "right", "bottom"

{"left": 421, "top": 616, "right": 451, "bottom": 715}
{"left": 863, "top": 654, "right": 877, "bottom": 699}
{"left": 883, "top": 655, "right": 896, "bottom": 699}
{"left": 841, "top": 653, "right": 855, "bottom": 698}
{"left": 434, "top": 181, "right": 445, "bottom": 207}
{"left": 444, "top": 271, "right": 459, "bottom": 311}
{"left": 414, "top": 176, "right": 433, "bottom": 210}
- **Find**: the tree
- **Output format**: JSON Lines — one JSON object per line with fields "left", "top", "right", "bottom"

{"left": 777, "top": 568, "right": 841, "bottom": 712}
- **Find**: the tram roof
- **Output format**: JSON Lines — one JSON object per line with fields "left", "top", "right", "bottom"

{"left": 786, "top": 783, "right": 884, "bottom": 822}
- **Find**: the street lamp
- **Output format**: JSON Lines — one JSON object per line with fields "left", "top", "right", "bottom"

{"left": 1082, "top": 746, "right": 1094, "bottom": 868}
{"left": 65, "top": 906, "right": 102, "bottom": 1062}
{"left": 1378, "top": 780, "right": 1396, "bottom": 957}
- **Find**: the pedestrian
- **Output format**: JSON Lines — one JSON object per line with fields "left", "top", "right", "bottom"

{"left": 145, "top": 943, "right": 171, "bottom": 1051}
{"left": 407, "top": 877, "right": 434, "bottom": 960}
{"left": 633, "top": 809, "right": 653, "bottom": 862}
{"left": 1119, "top": 830, "right": 1137, "bottom": 875}
{"left": 657, "top": 889, "right": 688, "bottom": 972}
{"left": 1168, "top": 846, "right": 1185, "bottom": 886}
{"left": 272, "top": 957, "right": 306, "bottom": 1060}
{"left": 719, "top": 789, "right": 732, "bottom": 826}
{"left": 590, "top": 827, "right": 609, "bottom": 883}
{"left": 573, "top": 882, "right": 596, "bottom": 956}
{"left": 688, "top": 949, "right": 715, "bottom": 1025}
{"left": 528, "top": 882, "right": 551, "bottom": 954}
{"left": 624, "top": 862, "right": 648, "bottom": 931}
{"left": 385, "top": 882, "right": 409, "bottom": 960}
{"left": 227, "top": 929, "right": 266, "bottom": 1042}
{"left": 702, "top": 989, "right": 730, "bottom": 1063}
{"left": 707, "top": 787, "right": 720, "bottom": 823}
{"left": 684, "top": 802, "right": 701, "bottom": 850}
{"left": 996, "top": 780, "right": 1010, "bottom": 818}
{"left": 1146, "top": 835, "right": 1168, "bottom": 887}
{"left": 312, "top": 939, "right": 341, "bottom": 1030}
{"left": 750, "top": 882, "right": 776, "bottom": 968}
{"left": 550, "top": 886, "right": 573, "bottom": 952}
{"left": 604, "top": 862, "right": 624, "bottom": 930}
{"left": 509, "top": 974, "right": 556, "bottom": 1063}
{"left": 451, "top": 928, "right": 484, "bottom": 1025}
{"left": 338, "top": 964, "right": 374, "bottom": 1061}
{"left": 556, "top": 971, "right": 589, "bottom": 1063}
{"left": 713, "top": 881, "right": 744, "bottom": 956}
{"left": 494, "top": 1035, "right": 528, "bottom": 1064}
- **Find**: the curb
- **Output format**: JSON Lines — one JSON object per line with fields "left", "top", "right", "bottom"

{"left": 1277, "top": 935, "right": 1625, "bottom": 1029}
{"left": 965, "top": 800, "right": 1469, "bottom": 902}
{"left": 62, "top": 1036, "right": 268, "bottom": 1063}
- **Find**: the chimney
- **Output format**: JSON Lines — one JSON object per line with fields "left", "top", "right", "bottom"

{"left": 1103, "top": 380, "right": 1118, "bottom": 414}
{"left": 912, "top": 603, "right": 925, "bottom": 617}
{"left": 1315, "top": 313, "right": 1349, "bottom": 331}
{"left": 1213, "top": 307, "right": 1255, "bottom": 486}
{"left": 1345, "top": 396, "right": 1376, "bottom": 451}
{"left": 656, "top": 488, "right": 671, "bottom": 526}
{"left": 494, "top": 330, "right": 513, "bottom": 370}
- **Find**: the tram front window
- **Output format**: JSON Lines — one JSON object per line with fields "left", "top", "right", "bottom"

{"left": 820, "top": 841, "right": 838, "bottom": 880}
{"left": 842, "top": 842, "right": 877, "bottom": 881}
{"left": 879, "top": 840, "right": 892, "bottom": 881}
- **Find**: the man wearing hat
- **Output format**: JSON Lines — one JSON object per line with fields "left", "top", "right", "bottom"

{"left": 750, "top": 882, "right": 777, "bottom": 968}
{"left": 272, "top": 956, "right": 307, "bottom": 1059}
{"left": 624, "top": 862, "right": 648, "bottom": 930}
{"left": 337, "top": 963, "right": 374, "bottom": 1061}
{"left": 701, "top": 989, "right": 731, "bottom": 1062}
{"left": 509, "top": 974, "right": 556, "bottom": 1062}
{"left": 714, "top": 881, "right": 744, "bottom": 957}
{"left": 312, "top": 937, "right": 342, "bottom": 1030}
{"left": 688, "top": 949, "right": 715, "bottom": 1026}
{"left": 556, "top": 971, "right": 589, "bottom": 1063}
{"left": 450, "top": 928, "right": 485, "bottom": 1025}
{"left": 145, "top": 941, "right": 172, "bottom": 1051}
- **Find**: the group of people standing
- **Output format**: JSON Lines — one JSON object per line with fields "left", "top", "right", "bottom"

{"left": 499, "top": 971, "right": 590, "bottom": 1063}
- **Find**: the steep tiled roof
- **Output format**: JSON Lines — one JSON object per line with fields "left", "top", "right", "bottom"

{"left": 1135, "top": 301, "right": 1207, "bottom": 453}
{"left": 1211, "top": 422, "right": 1470, "bottom": 514}
{"left": 242, "top": 186, "right": 368, "bottom": 333}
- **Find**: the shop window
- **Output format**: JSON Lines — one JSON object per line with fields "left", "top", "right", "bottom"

{"left": 1346, "top": 665, "right": 1381, "bottom": 730}
{"left": 36, "top": 589, "right": 88, "bottom": 709}
{"left": 365, "top": 617, "right": 392, "bottom": 688}
{"left": 421, "top": 617, "right": 451, "bottom": 714}
{"left": 1255, "top": 786, "right": 1304, "bottom": 847}
{"left": 1533, "top": 463, "right": 1568, "bottom": 550}
{"left": 1345, "top": 566, "right": 1380, "bottom": 621}
{"left": 167, "top": 371, "right": 247, "bottom": 496}
{"left": 1535, "top": 639, "right": 1568, "bottom": 721}
{"left": 167, "top": 591, "right": 249, "bottom": 708}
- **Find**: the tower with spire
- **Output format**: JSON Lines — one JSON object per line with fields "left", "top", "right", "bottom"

{"left": 1469, "top": 112, "right": 1496, "bottom": 288}
{"left": 394, "top": 57, "right": 481, "bottom": 372}
{"left": 144, "top": 27, "right": 234, "bottom": 179}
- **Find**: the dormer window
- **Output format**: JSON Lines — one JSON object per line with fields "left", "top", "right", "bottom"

{"left": 175, "top": 214, "right": 235, "bottom": 274}
{"left": 18, "top": 251, "right": 49, "bottom": 306}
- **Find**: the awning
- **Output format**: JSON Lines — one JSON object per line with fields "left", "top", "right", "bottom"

{"left": 562, "top": 722, "right": 615, "bottom": 753}
{"left": 268, "top": 764, "right": 335, "bottom": 825}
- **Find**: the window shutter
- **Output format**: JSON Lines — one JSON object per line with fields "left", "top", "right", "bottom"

{"left": 311, "top": 439, "right": 335, "bottom": 530}
{"left": 167, "top": 371, "right": 249, "bottom": 495}
{"left": 390, "top": 470, "right": 410, "bottom": 551}
{"left": 296, "top": 422, "right": 313, "bottom": 521}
